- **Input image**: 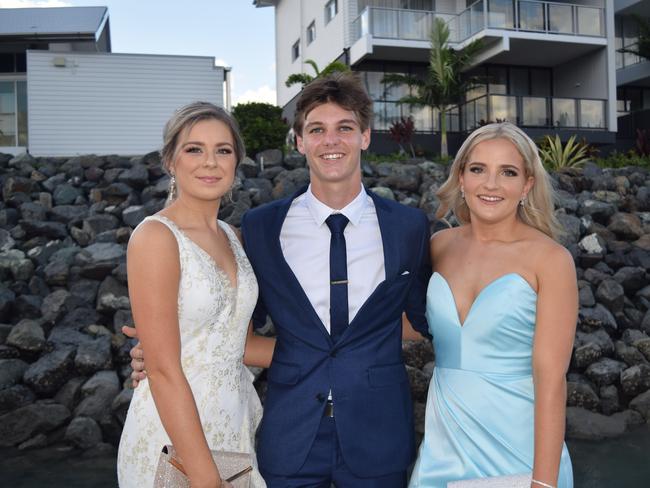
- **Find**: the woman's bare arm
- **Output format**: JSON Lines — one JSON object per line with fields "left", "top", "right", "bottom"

{"left": 531, "top": 244, "right": 578, "bottom": 487}
{"left": 243, "top": 322, "right": 275, "bottom": 368}
{"left": 128, "top": 221, "right": 222, "bottom": 488}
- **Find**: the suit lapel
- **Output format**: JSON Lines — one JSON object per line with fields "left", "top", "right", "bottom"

{"left": 269, "top": 187, "right": 333, "bottom": 347}
{"left": 368, "top": 189, "right": 400, "bottom": 282}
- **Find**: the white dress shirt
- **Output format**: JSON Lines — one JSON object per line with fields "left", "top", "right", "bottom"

{"left": 279, "top": 185, "right": 385, "bottom": 332}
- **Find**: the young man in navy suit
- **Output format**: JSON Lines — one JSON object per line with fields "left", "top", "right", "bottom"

{"left": 241, "top": 73, "right": 431, "bottom": 487}
{"left": 127, "top": 73, "right": 431, "bottom": 487}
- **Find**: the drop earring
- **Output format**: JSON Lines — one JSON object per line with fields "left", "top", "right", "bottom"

{"left": 167, "top": 174, "right": 177, "bottom": 203}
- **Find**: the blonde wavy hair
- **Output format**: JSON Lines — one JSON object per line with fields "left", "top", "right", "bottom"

{"left": 436, "top": 122, "right": 561, "bottom": 240}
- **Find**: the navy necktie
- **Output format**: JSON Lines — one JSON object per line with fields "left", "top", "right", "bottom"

{"left": 326, "top": 214, "right": 350, "bottom": 343}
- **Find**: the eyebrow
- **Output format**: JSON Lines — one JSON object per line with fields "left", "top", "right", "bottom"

{"left": 182, "top": 141, "right": 234, "bottom": 147}
{"left": 467, "top": 161, "right": 521, "bottom": 169}
{"left": 304, "top": 118, "right": 359, "bottom": 129}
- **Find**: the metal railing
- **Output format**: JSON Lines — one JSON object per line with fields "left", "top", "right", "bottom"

{"left": 457, "top": 94, "right": 607, "bottom": 130}
{"left": 351, "top": 1, "right": 606, "bottom": 44}
{"left": 616, "top": 41, "right": 646, "bottom": 70}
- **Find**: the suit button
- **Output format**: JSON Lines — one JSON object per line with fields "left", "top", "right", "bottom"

{"left": 316, "top": 393, "right": 325, "bottom": 403}
{"left": 329, "top": 349, "right": 337, "bottom": 357}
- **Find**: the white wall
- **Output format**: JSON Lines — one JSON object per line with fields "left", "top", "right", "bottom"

{"left": 553, "top": 48, "right": 609, "bottom": 99}
{"left": 26, "top": 51, "right": 224, "bottom": 157}
{"left": 275, "top": 0, "right": 348, "bottom": 107}
{"left": 276, "top": 0, "right": 303, "bottom": 107}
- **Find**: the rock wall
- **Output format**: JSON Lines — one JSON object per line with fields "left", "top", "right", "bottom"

{"left": 0, "top": 148, "right": 648, "bottom": 454}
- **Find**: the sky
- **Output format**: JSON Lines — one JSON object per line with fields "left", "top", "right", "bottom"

{"left": 0, "top": 0, "right": 278, "bottom": 106}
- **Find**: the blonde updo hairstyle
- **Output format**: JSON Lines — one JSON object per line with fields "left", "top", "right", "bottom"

{"left": 436, "top": 122, "right": 562, "bottom": 240}
{"left": 160, "top": 102, "right": 245, "bottom": 202}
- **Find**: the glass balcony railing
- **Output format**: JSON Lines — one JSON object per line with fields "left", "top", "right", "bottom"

{"left": 450, "top": 0, "right": 605, "bottom": 43}
{"left": 352, "top": 7, "right": 455, "bottom": 43}
{"left": 458, "top": 94, "right": 606, "bottom": 131}
{"left": 351, "top": 1, "right": 606, "bottom": 44}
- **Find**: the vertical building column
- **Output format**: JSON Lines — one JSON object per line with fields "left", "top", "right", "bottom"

{"left": 605, "top": 0, "right": 618, "bottom": 133}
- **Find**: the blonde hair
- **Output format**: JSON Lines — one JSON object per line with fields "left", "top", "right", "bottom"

{"left": 436, "top": 122, "right": 561, "bottom": 239}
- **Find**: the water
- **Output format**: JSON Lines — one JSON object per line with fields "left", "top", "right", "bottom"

{"left": 1, "top": 427, "right": 649, "bottom": 487}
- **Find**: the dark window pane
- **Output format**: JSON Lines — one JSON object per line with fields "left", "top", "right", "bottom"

{"left": 509, "top": 67, "right": 529, "bottom": 96}
{"left": 487, "top": 66, "right": 507, "bottom": 94}
{"left": 0, "top": 54, "right": 14, "bottom": 73}
{"left": 530, "top": 69, "right": 551, "bottom": 96}
{"left": 16, "top": 53, "right": 26, "bottom": 73}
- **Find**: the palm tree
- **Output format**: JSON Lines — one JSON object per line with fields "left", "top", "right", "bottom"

{"left": 285, "top": 59, "right": 350, "bottom": 88}
{"left": 383, "top": 17, "right": 482, "bottom": 157}
{"left": 618, "top": 15, "right": 650, "bottom": 61}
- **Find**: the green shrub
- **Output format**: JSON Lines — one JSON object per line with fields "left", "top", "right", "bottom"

{"left": 232, "top": 102, "right": 288, "bottom": 158}
{"left": 539, "top": 134, "right": 590, "bottom": 170}
{"left": 594, "top": 150, "right": 650, "bottom": 169}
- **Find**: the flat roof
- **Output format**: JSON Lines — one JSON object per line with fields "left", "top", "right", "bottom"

{"left": 0, "top": 6, "right": 107, "bottom": 37}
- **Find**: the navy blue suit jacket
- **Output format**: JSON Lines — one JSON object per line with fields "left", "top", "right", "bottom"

{"left": 241, "top": 187, "right": 431, "bottom": 477}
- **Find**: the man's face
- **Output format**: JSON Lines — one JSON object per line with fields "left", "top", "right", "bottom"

{"left": 296, "top": 102, "right": 370, "bottom": 188}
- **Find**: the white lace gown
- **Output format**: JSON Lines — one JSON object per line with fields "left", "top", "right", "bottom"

{"left": 117, "top": 215, "right": 265, "bottom": 487}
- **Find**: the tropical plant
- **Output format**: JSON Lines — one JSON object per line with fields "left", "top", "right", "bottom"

{"left": 538, "top": 134, "right": 590, "bottom": 170}
{"left": 388, "top": 116, "right": 416, "bottom": 157}
{"left": 382, "top": 17, "right": 483, "bottom": 157}
{"left": 285, "top": 59, "right": 350, "bottom": 88}
{"left": 617, "top": 15, "right": 650, "bottom": 61}
{"left": 232, "top": 102, "right": 288, "bottom": 158}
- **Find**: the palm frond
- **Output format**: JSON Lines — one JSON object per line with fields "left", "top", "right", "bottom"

{"left": 320, "top": 61, "right": 350, "bottom": 76}
{"left": 304, "top": 59, "right": 320, "bottom": 76}
{"left": 285, "top": 73, "right": 314, "bottom": 88}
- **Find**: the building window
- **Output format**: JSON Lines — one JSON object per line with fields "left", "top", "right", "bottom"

{"left": 0, "top": 80, "right": 28, "bottom": 147}
{"left": 307, "top": 21, "right": 316, "bottom": 44}
{"left": 325, "top": 0, "right": 338, "bottom": 24}
{"left": 0, "top": 53, "right": 26, "bottom": 73}
{"left": 292, "top": 40, "right": 300, "bottom": 62}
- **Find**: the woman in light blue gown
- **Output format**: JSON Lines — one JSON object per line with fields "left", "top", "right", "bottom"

{"left": 409, "top": 123, "right": 576, "bottom": 488}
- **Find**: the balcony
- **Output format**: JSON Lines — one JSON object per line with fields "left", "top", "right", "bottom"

{"left": 351, "top": 1, "right": 606, "bottom": 44}
{"left": 458, "top": 94, "right": 607, "bottom": 131}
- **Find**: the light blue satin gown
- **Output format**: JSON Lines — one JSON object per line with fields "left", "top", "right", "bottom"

{"left": 409, "top": 272, "right": 573, "bottom": 488}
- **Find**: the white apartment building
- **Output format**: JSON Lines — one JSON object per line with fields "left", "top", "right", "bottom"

{"left": 257, "top": 0, "right": 646, "bottom": 152}
{"left": 0, "top": 6, "right": 230, "bottom": 157}
{"left": 614, "top": 0, "right": 650, "bottom": 141}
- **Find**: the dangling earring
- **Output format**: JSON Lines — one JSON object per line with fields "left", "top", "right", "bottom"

{"left": 460, "top": 187, "right": 465, "bottom": 200}
{"left": 519, "top": 195, "right": 526, "bottom": 207}
{"left": 167, "top": 174, "right": 177, "bottom": 203}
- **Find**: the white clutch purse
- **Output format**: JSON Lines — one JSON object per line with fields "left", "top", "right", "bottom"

{"left": 447, "top": 473, "right": 532, "bottom": 488}
{"left": 154, "top": 444, "right": 252, "bottom": 488}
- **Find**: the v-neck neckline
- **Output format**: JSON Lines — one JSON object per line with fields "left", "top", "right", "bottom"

{"left": 155, "top": 215, "right": 239, "bottom": 291}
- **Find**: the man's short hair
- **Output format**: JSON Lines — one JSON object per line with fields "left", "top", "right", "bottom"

{"left": 293, "top": 71, "right": 373, "bottom": 135}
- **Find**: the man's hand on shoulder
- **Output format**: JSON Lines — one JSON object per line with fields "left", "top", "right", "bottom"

{"left": 122, "top": 325, "right": 147, "bottom": 388}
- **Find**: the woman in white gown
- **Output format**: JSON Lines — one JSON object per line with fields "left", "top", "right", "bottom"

{"left": 117, "top": 102, "right": 273, "bottom": 488}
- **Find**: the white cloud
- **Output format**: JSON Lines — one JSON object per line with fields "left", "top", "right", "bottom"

{"left": 234, "top": 85, "right": 277, "bottom": 106}
{"left": 0, "top": 0, "right": 71, "bottom": 7}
